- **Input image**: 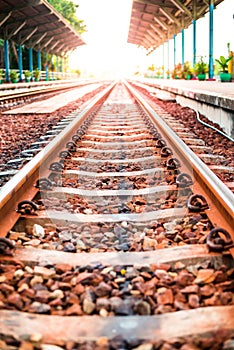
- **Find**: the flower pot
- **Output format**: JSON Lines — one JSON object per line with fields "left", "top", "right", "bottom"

{"left": 186, "top": 74, "right": 191, "bottom": 80}
{"left": 220, "top": 72, "right": 232, "bottom": 82}
{"left": 197, "top": 74, "right": 206, "bottom": 81}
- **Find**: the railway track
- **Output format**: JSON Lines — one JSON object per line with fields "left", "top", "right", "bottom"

{"left": 0, "top": 80, "right": 97, "bottom": 111}
{"left": 0, "top": 81, "right": 233, "bottom": 349}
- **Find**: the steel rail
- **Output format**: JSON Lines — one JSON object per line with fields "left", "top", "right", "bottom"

{"left": 125, "top": 80, "right": 234, "bottom": 235}
{"left": 0, "top": 81, "right": 233, "bottom": 347}
{"left": 0, "top": 82, "right": 116, "bottom": 232}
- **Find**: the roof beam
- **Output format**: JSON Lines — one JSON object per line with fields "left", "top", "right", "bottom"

{"left": 159, "top": 7, "right": 181, "bottom": 27}
{"left": 142, "top": 38, "right": 152, "bottom": 48}
{"left": 6, "top": 18, "right": 60, "bottom": 30}
{"left": 49, "top": 40, "right": 60, "bottom": 51}
{"left": 150, "top": 23, "right": 166, "bottom": 38}
{"left": 169, "top": 0, "right": 192, "bottom": 17}
{"left": 134, "top": 0, "right": 174, "bottom": 8}
{"left": 147, "top": 30, "right": 160, "bottom": 42}
{"left": 0, "top": 1, "right": 43, "bottom": 15}
{"left": 19, "top": 27, "right": 38, "bottom": 45}
{"left": 197, "top": 3, "right": 209, "bottom": 18}
{"left": 0, "top": 11, "right": 12, "bottom": 27}
{"left": 54, "top": 43, "right": 66, "bottom": 55}
{"left": 153, "top": 16, "right": 170, "bottom": 30}
{"left": 133, "top": 0, "right": 157, "bottom": 5}
{"left": 29, "top": 32, "right": 47, "bottom": 48}
{"left": 39, "top": 36, "right": 54, "bottom": 50}
{"left": 7, "top": 21, "right": 27, "bottom": 39}
{"left": 144, "top": 33, "right": 156, "bottom": 44}
{"left": 132, "top": 8, "right": 157, "bottom": 17}
{"left": 131, "top": 16, "right": 154, "bottom": 25}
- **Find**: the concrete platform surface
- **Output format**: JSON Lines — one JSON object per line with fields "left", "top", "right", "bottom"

{"left": 139, "top": 78, "right": 234, "bottom": 111}
{"left": 3, "top": 83, "right": 101, "bottom": 114}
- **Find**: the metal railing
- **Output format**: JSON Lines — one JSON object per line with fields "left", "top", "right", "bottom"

{"left": 0, "top": 68, "right": 80, "bottom": 83}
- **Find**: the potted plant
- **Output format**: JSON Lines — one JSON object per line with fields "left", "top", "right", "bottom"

{"left": 215, "top": 55, "right": 233, "bottom": 82}
{"left": 166, "top": 69, "right": 170, "bottom": 79}
{"left": 182, "top": 61, "right": 193, "bottom": 80}
{"left": 0, "top": 69, "right": 4, "bottom": 83}
{"left": 155, "top": 67, "right": 162, "bottom": 78}
{"left": 33, "top": 68, "right": 40, "bottom": 82}
{"left": 24, "top": 70, "right": 31, "bottom": 82}
{"left": 194, "top": 57, "right": 208, "bottom": 80}
{"left": 10, "top": 70, "right": 18, "bottom": 83}
{"left": 171, "top": 63, "right": 182, "bottom": 79}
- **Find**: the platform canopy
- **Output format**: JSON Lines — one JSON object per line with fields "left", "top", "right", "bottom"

{"left": 128, "top": 0, "right": 224, "bottom": 54}
{"left": 0, "top": 0, "right": 85, "bottom": 55}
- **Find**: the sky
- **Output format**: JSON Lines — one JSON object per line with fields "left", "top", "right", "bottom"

{"left": 69, "top": 0, "right": 234, "bottom": 79}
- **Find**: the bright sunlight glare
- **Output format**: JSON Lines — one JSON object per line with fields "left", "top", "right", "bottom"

{"left": 70, "top": 0, "right": 150, "bottom": 79}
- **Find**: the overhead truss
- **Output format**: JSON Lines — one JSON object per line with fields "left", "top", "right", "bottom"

{"left": 127, "top": 0, "right": 224, "bottom": 54}
{"left": 0, "top": 0, "right": 85, "bottom": 56}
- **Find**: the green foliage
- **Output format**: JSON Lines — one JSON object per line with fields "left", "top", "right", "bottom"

{"left": 47, "top": 0, "right": 86, "bottom": 34}
{"left": 75, "top": 69, "right": 81, "bottom": 76}
{"left": 33, "top": 68, "right": 40, "bottom": 79}
{"left": 10, "top": 70, "right": 18, "bottom": 81}
{"left": 24, "top": 70, "right": 31, "bottom": 78}
{"left": 194, "top": 57, "right": 208, "bottom": 75}
{"left": 181, "top": 61, "right": 193, "bottom": 79}
{"left": 171, "top": 63, "right": 182, "bottom": 79}
{"left": 215, "top": 55, "right": 233, "bottom": 73}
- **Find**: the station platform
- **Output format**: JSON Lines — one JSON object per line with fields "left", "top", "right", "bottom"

{"left": 3, "top": 83, "right": 102, "bottom": 114}
{"left": 133, "top": 78, "right": 234, "bottom": 138}
{"left": 138, "top": 78, "right": 234, "bottom": 110}
{"left": 0, "top": 79, "right": 96, "bottom": 97}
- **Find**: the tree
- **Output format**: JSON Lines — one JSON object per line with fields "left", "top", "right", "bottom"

{"left": 47, "top": 0, "right": 86, "bottom": 34}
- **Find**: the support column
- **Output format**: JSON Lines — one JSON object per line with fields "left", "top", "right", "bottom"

{"left": 162, "top": 43, "right": 165, "bottom": 78}
{"left": 29, "top": 48, "right": 33, "bottom": 77}
{"left": 56, "top": 55, "right": 59, "bottom": 78}
{"left": 167, "top": 39, "right": 170, "bottom": 78}
{"left": 51, "top": 55, "right": 54, "bottom": 80}
{"left": 193, "top": 20, "right": 197, "bottom": 67}
{"left": 182, "top": 28, "right": 185, "bottom": 67}
{"left": 37, "top": 50, "right": 41, "bottom": 71}
{"left": 173, "top": 34, "right": 176, "bottom": 68}
{"left": 18, "top": 44, "right": 23, "bottom": 82}
{"left": 60, "top": 57, "right": 63, "bottom": 73}
{"left": 4, "top": 39, "right": 10, "bottom": 82}
{"left": 45, "top": 53, "right": 49, "bottom": 81}
{"left": 209, "top": 0, "right": 214, "bottom": 79}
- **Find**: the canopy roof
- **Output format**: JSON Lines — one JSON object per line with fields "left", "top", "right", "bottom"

{"left": 0, "top": 0, "right": 85, "bottom": 55}
{"left": 127, "top": 0, "right": 224, "bottom": 54}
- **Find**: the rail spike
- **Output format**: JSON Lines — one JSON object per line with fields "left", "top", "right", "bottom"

{"left": 35, "top": 177, "right": 53, "bottom": 190}
{"left": 17, "top": 200, "right": 39, "bottom": 215}
{"left": 176, "top": 173, "right": 193, "bottom": 188}
{"left": 187, "top": 194, "right": 209, "bottom": 212}
{"left": 0, "top": 237, "right": 15, "bottom": 255}
{"left": 207, "top": 227, "right": 233, "bottom": 252}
